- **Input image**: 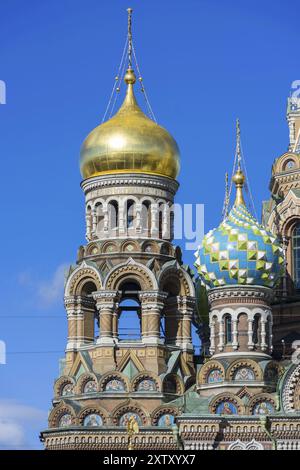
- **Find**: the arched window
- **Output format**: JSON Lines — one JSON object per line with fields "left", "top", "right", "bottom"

{"left": 158, "top": 203, "right": 164, "bottom": 239}
{"left": 108, "top": 200, "right": 119, "bottom": 233}
{"left": 80, "top": 281, "right": 98, "bottom": 340}
{"left": 252, "top": 314, "right": 260, "bottom": 345}
{"left": 118, "top": 281, "right": 141, "bottom": 340}
{"left": 95, "top": 202, "right": 104, "bottom": 234}
{"left": 141, "top": 201, "right": 151, "bottom": 236}
{"left": 292, "top": 223, "right": 300, "bottom": 289}
{"left": 224, "top": 315, "right": 232, "bottom": 344}
{"left": 126, "top": 200, "right": 135, "bottom": 229}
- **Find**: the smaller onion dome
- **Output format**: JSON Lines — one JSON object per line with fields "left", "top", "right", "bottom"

{"left": 194, "top": 167, "right": 284, "bottom": 289}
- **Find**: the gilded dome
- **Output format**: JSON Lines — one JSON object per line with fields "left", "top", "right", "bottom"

{"left": 194, "top": 169, "right": 284, "bottom": 289}
{"left": 80, "top": 68, "right": 180, "bottom": 180}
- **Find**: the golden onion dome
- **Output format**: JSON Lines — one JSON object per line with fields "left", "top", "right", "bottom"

{"left": 80, "top": 68, "right": 180, "bottom": 180}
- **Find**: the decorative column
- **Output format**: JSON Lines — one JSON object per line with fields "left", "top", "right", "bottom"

{"left": 260, "top": 317, "right": 267, "bottom": 351}
{"left": 85, "top": 211, "right": 92, "bottom": 241}
{"left": 93, "top": 291, "right": 119, "bottom": 345}
{"left": 118, "top": 200, "right": 126, "bottom": 236}
{"left": 91, "top": 209, "right": 97, "bottom": 238}
{"left": 232, "top": 318, "right": 238, "bottom": 350}
{"left": 209, "top": 317, "right": 216, "bottom": 355}
{"left": 64, "top": 296, "right": 96, "bottom": 350}
{"left": 162, "top": 204, "right": 170, "bottom": 239}
{"left": 178, "top": 296, "right": 194, "bottom": 351}
{"left": 248, "top": 318, "right": 254, "bottom": 350}
{"left": 139, "top": 291, "right": 167, "bottom": 344}
{"left": 135, "top": 203, "right": 142, "bottom": 233}
{"left": 218, "top": 318, "right": 225, "bottom": 352}
{"left": 150, "top": 203, "right": 159, "bottom": 238}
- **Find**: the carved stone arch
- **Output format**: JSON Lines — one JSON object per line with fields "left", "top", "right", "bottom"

{"left": 233, "top": 307, "right": 252, "bottom": 322}
{"left": 91, "top": 197, "right": 106, "bottom": 211}
{"left": 248, "top": 393, "right": 276, "bottom": 415}
{"left": 131, "top": 372, "right": 161, "bottom": 392}
{"left": 140, "top": 196, "right": 155, "bottom": 205}
{"left": 198, "top": 360, "right": 225, "bottom": 385}
{"left": 75, "top": 372, "right": 98, "bottom": 394}
{"left": 141, "top": 240, "right": 159, "bottom": 254}
{"left": 158, "top": 265, "right": 195, "bottom": 297}
{"left": 273, "top": 152, "right": 299, "bottom": 174}
{"left": 209, "top": 392, "right": 244, "bottom": 414}
{"left": 65, "top": 263, "right": 102, "bottom": 296}
{"left": 120, "top": 239, "right": 140, "bottom": 253}
{"left": 48, "top": 401, "right": 77, "bottom": 428}
{"left": 219, "top": 308, "right": 235, "bottom": 321}
{"left": 162, "top": 373, "right": 184, "bottom": 395}
{"left": 226, "top": 358, "right": 262, "bottom": 381}
{"left": 281, "top": 363, "right": 300, "bottom": 412}
{"left": 78, "top": 405, "right": 108, "bottom": 425}
{"left": 99, "top": 371, "right": 130, "bottom": 392}
{"left": 101, "top": 241, "right": 118, "bottom": 254}
{"left": 104, "top": 259, "right": 158, "bottom": 291}
{"left": 228, "top": 439, "right": 264, "bottom": 450}
{"left": 151, "top": 405, "right": 180, "bottom": 426}
{"left": 54, "top": 376, "right": 76, "bottom": 398}
{"left": 112, "top": 402, "right": 149, "bottom": 426}
{"left": 86, "top": 242, "right": 100, "bottom": 256}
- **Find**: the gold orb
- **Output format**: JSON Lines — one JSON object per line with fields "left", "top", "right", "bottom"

{"left": 80, "top": 78, "right": 180, "bottom": 180}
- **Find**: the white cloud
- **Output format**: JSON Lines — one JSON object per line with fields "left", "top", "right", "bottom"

{"left": 0, "top": 400, "right": 46, "bottom": 449}
{"left": 18, "top": 263, "right": 69, "bottom": 309}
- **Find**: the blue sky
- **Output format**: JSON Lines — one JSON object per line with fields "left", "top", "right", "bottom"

{"left": 0, "top": 0, "right": 299, "bottom": 449}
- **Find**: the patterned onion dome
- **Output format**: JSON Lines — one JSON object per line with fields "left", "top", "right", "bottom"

{"left": 194, "top": 168, "right": 284, "bottom": 289}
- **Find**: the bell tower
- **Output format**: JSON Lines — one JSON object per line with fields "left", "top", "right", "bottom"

{"left": 41, "top": 9, "right": 195, "bottom": 450}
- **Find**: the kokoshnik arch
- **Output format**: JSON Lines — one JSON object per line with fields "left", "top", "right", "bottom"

{"left": 40, "top": 9, "right": 300, "bottom": 451}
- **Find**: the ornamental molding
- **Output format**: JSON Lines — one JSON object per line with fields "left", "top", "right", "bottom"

{"left": 208, "top": 286, "right": 273, "bottom": 306}
{"left": 81, "top": 174, "right": 179, "bottom": 196}
{"left": 282, "top": 364, "right": 300, "bottom": 413}
{"left": 227, "top": 439, "right": 264, "bottom": 450}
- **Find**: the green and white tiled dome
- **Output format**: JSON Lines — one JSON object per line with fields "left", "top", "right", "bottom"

{"left": 194, "top": 189, "right": 284, "bottom": 289}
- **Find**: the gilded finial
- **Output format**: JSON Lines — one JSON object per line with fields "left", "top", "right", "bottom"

{"left": 232, "top": 118, "right": 246, "bottom": 206}
{"left": 125, "top": 8, "right": 136, "bottom": 85}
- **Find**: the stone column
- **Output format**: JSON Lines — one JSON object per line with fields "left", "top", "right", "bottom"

{"left": 260, "top": 318, "right": 267, "bottom": 351}
{"left": 91, "top": 210, "right": 97, "bottom": 238}
{"left": 118, "top": 200, "right": 126, "bottom": 236}
{"left": 218, "top": 319, "right": 225, "bottom": 352}
{"left": 232, "top": 319, "right": 238, "bottom": 350}
{"left": 139, "top": 291, "right": 167, "bottom": 345}
{"left": 93, "top": 291, "right": 119, "bottom": 345}
{"left": 85, "top": 212, "right": 92, "bottom": 241}
{"left": 248, "top": 318, "right": 254, "bottom": 350}
{"left": 209, "top": 318, "right": 216, "bottom": 355}
{"left": 178, "top": 296, "right": 194, "bottom": 351}
{"left": 150, "top": 203, "right": 159, "bottom": 238}
{"left": 162, "top": 204, "right": 170, "bottom": 239}
{"left": 135, "top": 203, "right": 142, "bottom": 234}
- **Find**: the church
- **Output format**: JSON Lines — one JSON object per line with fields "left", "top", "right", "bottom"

{"left": 40, "top": 9, "right": 300, "bottom": 450}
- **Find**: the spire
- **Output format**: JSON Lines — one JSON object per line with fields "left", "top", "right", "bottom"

{"left": 232, "top": 119, "right": 246, "bottom": 207}
{"left": 124, "top": 8, "right": 136, "bottom": 86}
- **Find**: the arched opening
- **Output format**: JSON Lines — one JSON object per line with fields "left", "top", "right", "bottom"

{"left": 158, "top": 203, "right": 164, "bottom": 239}
{"left": 108, "top": 200, "right": 119, "bottom": 235}
{"left": 141, "top": 201, "right": 151, "bottom": 237}
{"left": 118, "top": 280, "right": 141, "bottom": 340}
{"left": 292, "top": 222, "right": 300, "bottom": 290}
{"left": 95, "top": 202, "right": 104, "bottom": 235}
{"left": 79, "top": 280, "right": 98, "bottom": 341}
{"left": 126, "top": 199, "right": 135, "bottom": 230}
{"left": 224, "top": 314, "right": 232, "bottom": 344}
{"left": 253, "top": 314, "right": 260, "bottom": 346}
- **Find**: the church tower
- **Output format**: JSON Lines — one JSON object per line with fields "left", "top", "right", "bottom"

{"left": 40, "top": 9, "right": 195, "bottom": 450}
{"left": 262, "top": 93, "right": 300, "bottom": 356}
